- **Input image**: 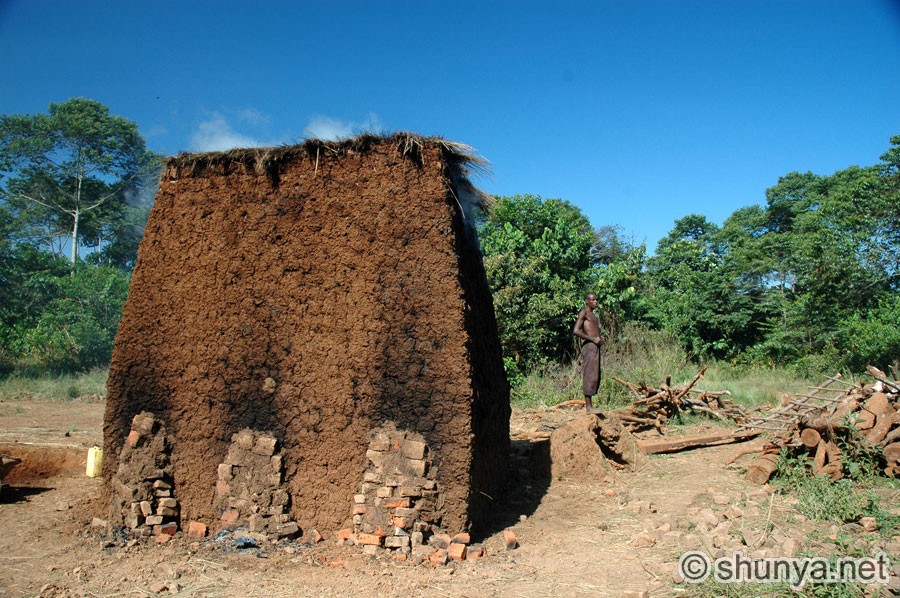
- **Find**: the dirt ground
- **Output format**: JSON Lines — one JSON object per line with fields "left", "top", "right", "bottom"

{"left": 1, "top": 396, "right": 897, "bottom": 597}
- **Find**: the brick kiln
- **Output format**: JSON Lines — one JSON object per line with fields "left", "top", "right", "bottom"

{"left": 103, "top": 134, "right": 510, "bottom": 548}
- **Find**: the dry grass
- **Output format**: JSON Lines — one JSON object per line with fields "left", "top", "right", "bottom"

{"left": 162, "top": 132, "right": 490, "bottom": 184}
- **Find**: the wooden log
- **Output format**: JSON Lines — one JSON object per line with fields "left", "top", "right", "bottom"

{"left": 799, "top": 415, "right": 850, "bottom": 433}
{"left": 873, "top": 375, "right": 900, "bottom": 393}
{"left": 864, "top": 392, "right": 890, "bottom": 413}
{"left": 799, "top": 428, "right": 822, "bottom": 449}
{"left": 824, "top": 441, "right": 842, "bottom": 467}
{"left": 831, "top": 397, "right": 858, "bottom": 419}
{"left": 610, "top": 376, "right": 647, "bottom": 402}
{"left": 863, "top": 400, "right": 895, "bottom": 444}
{"left": 726, "top": 445, "right": 762, "bottom": 465}
{"left": 687, "top": 389, "right": 731, "bottom": 397}
{"left": 884, "top": 442, "right": 900, "bottom": 465}
{"left": 671, "top": 367, "right": 708, "bottom": 403}
{"left": 745, "top": 452, "right": 780, "bottom": 485}
{"left": 820, "top": 462, "right": 843, "bottom": 481}
{"left": 616, "top": 413, "right": 655, "bottom": 423}
{"left": 813, "top": 441, "right": 827, "bottom": 470}
{"left": 638, "top": 430, "right": 760, "bottom": 455}
{"left": 854, "top": 411, "right": 876, "bottom": 431}
{"left": 550, "top": 399, "right": 587, "bottom": 410}
{"left": 879, "top": 426, "right": 900, "bottom": 447}
{"left": 867, "top": 365, "right": 888, "bottom": 379}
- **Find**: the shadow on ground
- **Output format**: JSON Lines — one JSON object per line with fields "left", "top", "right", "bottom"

{"left": 473, "top": 438, "right": 551, "bottom": 542}
{"left": 0, "top": 485, "right": 55, "bottom": 503}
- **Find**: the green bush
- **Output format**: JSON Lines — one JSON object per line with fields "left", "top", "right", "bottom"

{"left": 3, "top": 265, "right": 130, "bottom": 373}
{"left": 836, "top": 296, "right": 900, "bottom": 373}
{"left": 774, "top": 453, "right": 880, "bottom": 524}
{"left": 479, "top": 194, "right": 594, "bottom": 373}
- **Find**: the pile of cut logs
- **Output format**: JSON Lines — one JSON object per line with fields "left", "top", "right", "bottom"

{"left": 739, "top": 366, "right": 900, "bottom": 484}
{"left": 611, "top": 368, "right": 749, "bottom": 432}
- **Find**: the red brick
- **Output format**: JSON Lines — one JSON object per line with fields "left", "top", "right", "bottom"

{"left": 448, "top": 543, "right": 467, "bottom": 561}
{"left": 392, "top": 516, "right": 409, "bottom": 529}
{"left": 187, "top": 521, "right": 207, "bottom": 538}
{"left": 336, "top": 528, "right": 352, "bottom": 544}
{"left": 466, "top": 545, "right": 485, "bottom": 560}
{"left": 221, "top": 509, "right": 240, "bottom": 524}
{"left": 452, "top": 532, "right": 470, "bottom": 545}
{"left": 125, "top": 430, "right": 141, "bottom": 447}
{"left": 383, "top": 498, "right": 410, "bottom": 509}
{"left": 412, "top": 545, "right": 435, "bottom": 562}
{"left": 430, "top": 533, "right": 451, "bottom": 549}
{"left": 351, "top": 504, "right": 366, "bottom": 515}
{"left": 357, "top": 533, "right": 383, "bottom": 546}
{"left": 157, "top": 522, "right": 178, "bottom": 537}
{"left": 429, "top": 548, "right": 448, "bottom": 565}
{"left": 401, "top": 439, "right": 427, "bottom": 460}
{"left": 503, "top": 530, "right": 518, "bottom": 550}
{"left": 215, "top": 480, "right": 230, "bottom": 496}
{"left": 252, "top": 435, "right": 278, "bottom": 456}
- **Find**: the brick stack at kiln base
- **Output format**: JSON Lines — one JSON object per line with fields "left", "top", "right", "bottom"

{"left": 109, "top": 412, "right": 180, "bottom": 537}
{"left": 214, "top": 429, "right": 301, "bottom": 541}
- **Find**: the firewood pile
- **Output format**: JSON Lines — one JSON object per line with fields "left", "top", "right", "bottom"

{"left": 611, "top": 368, "right": 749, "bottom": 433}
{"left": 737, "top": 366, "right": 900, "bottom": 485}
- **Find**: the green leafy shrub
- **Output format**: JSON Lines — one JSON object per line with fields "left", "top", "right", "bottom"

{"left": 775, "top": 453, "right": 878, "bottom": 524}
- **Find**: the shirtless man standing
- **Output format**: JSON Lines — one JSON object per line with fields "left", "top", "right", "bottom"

{"left": 573, "top": 292, "right": 604, "bottom": 413}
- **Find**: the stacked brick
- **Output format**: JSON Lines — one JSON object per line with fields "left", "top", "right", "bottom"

{"left": 214, "top": 429, "right": 300, "bottom": 541}
{"left": 109, "top": 412, "right": 179, "bottom": 537}
{"left": 344, "top": 425, "right": 450, "bottom": 558}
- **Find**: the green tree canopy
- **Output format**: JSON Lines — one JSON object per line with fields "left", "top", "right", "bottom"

{"left": 644, "top": 134, "right": 900, "bottom": 371}
{"left": 479, "top": 194, "right": 595, "bottom": 372}
{"left": 0, "top": 98, "right": 158, "bottom": 264}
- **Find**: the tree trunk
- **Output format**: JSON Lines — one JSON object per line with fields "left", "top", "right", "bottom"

{"left": 71, "top": 207, "right": 79, "bottom": 265}
{"left": 71, "top": 163, "right": 84, "bottom": 265}
{"left": 884, "top": 443, "right": 900, "bottom": 466}
{"left": 799, "top": 428, "right": 821, "bottom": 449}
{"left": 745, "top": 452, "right": 779, "bottom": 485}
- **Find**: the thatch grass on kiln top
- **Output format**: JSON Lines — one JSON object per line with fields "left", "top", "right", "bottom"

{"left": 162, "top": 132, "right": 491, "bottom": 181}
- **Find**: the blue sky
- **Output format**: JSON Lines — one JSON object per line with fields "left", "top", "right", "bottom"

{"left": 1, "top": 0, "right": 898, "bottom": 250}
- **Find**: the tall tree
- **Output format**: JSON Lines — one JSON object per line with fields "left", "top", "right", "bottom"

{"left": 0, "top": 98, "right": 157, "bottom": 264}
{"left": 646, "top": 214, "right": 766, "bottom": 358}
{"left": 479, "top": 194, "right": 595, "bottom": 371}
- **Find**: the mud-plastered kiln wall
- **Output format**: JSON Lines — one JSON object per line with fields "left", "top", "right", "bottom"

{"left": 103, "top": 135, "right": 510, "bottom": 536}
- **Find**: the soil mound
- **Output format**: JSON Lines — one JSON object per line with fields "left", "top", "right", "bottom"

{"left": 549, "top": 414, "right": 646, "bottom": 481}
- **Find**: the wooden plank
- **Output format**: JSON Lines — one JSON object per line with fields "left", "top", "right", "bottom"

{"left": 638, "top": 430, "right": 760, "bottom": 455}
